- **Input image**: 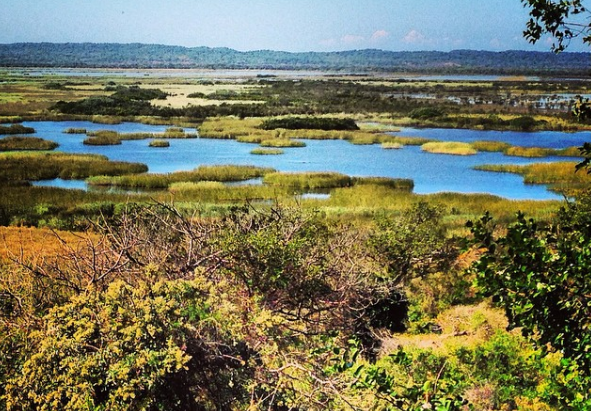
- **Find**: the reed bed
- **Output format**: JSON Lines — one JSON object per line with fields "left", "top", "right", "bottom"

{"left": 557, "top": 146, "right": 584, "bottom": 157}
{"left": 259, "top": 139, "right": 306, "bottom": 148}
{"left": 263, "top": 172, "right": 352, "bottom": 190}
{"left": 83, "top": 135, "right": 122, "bottom": 146}
{"left": 91, "top": 115, "right": 122, "bottom": 125}
{"left": 87, "top": 165, "right": 275, "bottom": 189}
{"left": 0, "top": 124, "right": 36, "bottom": 135}
{"left": 503, "top": 146, "right": 556, "bottom": 158}
{"left": 0, "top": 136, "right": 59, "bottom": 151}
{"left": 149, "top": 140, "right": 170, "bottom": 148}
{"left": 471, "top": 140, "right": 512, "bottom": 152}
{"left": 422, "top": 141, "right": 477, "bottom": 156}
{"left": 199, "top": 117, "right": 263, "bottom": 139}
{"left": 250, "top": 148, "right": 284, "bottom": 155}
{"left": 0, "top": 152, "right": 147, "bottom": 182}
{"left": 352, "top": 176, "right": 414, "bottom": 191}
{"left": 475, "top": 162, "right": 591, "bottom": 192}
{"left": 381, "top": 142, "right": 403, "bottom": 149}
{"left": 388, "top": 136, "right": 435, "bottom": 146}
{"left": 236, "top": 132, "right": 273, "bottom": 144}
{"left": 169, "top": 181, "right": 290, "bottom": 203}
{"left": 63, "top": 128, "right": 87, "bottom": 134}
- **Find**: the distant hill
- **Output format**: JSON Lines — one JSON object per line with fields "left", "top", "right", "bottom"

{"left": 0, "top": 42, "right": 589, "bottom": 75}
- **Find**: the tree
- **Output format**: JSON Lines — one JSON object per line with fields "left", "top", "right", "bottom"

{"left": 521, "top": 0, "right": 591, "bottom": 52}
{"left": 522, "top": 1, "right": 591, "bottom": 171}
{"left": 468, "top": 193, "right": 591, "bottom": 408}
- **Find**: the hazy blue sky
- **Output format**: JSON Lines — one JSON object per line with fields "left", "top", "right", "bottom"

{"left": 1, "top": 0, "right": 587, "bottom": 52}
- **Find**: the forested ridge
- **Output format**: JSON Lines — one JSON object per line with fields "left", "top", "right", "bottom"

{"left": 0, "top": 42, "right": 590, "bottom": 74}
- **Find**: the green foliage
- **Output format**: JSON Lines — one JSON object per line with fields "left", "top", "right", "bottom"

{"left": 3, "top": 279, "right": 252, "bottom": 411}
{"left": 521, "top": 0, "right": 589, "bottom": 52}
{"left": 369, "top": 202, "right": 457, "bottom": 284}
{"left": 468, "top": 193, "right": 591, "bottom": 407}
{"left": 409, "top": 107, "right": 444, "bottom": 119}
{"left": 260, "top": 117, "right": 359, "bottom": 131}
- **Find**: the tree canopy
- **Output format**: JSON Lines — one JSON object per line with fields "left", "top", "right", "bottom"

{"left": 522, "top": 0, "right": 591, "bottom": 51}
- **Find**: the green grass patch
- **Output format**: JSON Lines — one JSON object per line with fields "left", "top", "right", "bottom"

{"left": 0, "top": 124, "right": 36, "bottom": 135}
{"left": 471, "top": 140, "right": 512, "bottom": 152}
{"left": 503, "top": 146, "right": 555, "bottom": 158}
{"left": 422, "top": 141, "right": 477, "bottom": 156}
{"left": 259, "top": 139, "right": 306, "bottom": 148}
{"left": 260, "top": 117, "right": 359, "bottom": 131}
{"left": 263, "top": 172, "right": 352, "bottom": 190}
{"left": 381, "top": 142, "right": 403, "bottom": 149}
{"left": 169, "top": 181, "right": 290, "bottom": 203}
{"left": 87, "top": 165, "right": 275, "bottom": 189}
{"left": 0, "top": 152, "right": 148, "bottom": 182}
{"left": 389, "top": 136, "right": 436, "bottom": 146}
{"left": 0, "top": 136, "right": 59, "bottom": 151}
{"left": 475, "top": 162, "right": 591, "bottom": 193}
{"left": 83, "top": 134, "right": 121, "bottom": 146}
{"left": 251, "top": 148, "right": 284, "bottom": 155}
{"left": 149, "top": 140, "right": 170, "bottom": 148}
{"left": 352, "top": 176, "right": 414, "bottom": 191}
{"left": 63, "top": 128, "right": 87, "bottom": 134}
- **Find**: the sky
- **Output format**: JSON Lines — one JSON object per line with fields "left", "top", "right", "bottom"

{"left": 1, "top": 0, "right": 588, "bottom": 53}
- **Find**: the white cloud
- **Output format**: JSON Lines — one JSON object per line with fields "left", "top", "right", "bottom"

{"left": 489, "top": 38, "right": 502, "bottom": 49}
{"left": 403, "top": 29, "right": 427, "bottom": 44}
{"left": 371, "top": 30, "right": 389, "bottom": 42}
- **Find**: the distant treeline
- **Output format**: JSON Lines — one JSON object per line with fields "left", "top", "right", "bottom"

{"left": 0, "top": 43, "right": 590, "bottom": 75}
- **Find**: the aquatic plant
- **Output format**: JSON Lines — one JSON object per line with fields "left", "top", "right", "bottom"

{"left": 250, "top": 148, "right": 284, "bottom": 155}
{"left": 422, "top": 141, "right": 477, "bottom": 156}
{"left": 149, "top": 140, "right": 170, "bottom": 148}
{"left": 0, "top": 136, "right": 58, "bottom": 151}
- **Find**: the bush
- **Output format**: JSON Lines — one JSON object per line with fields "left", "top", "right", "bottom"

{"left": 260, "top": 117, "right": 359, "bottom": 131}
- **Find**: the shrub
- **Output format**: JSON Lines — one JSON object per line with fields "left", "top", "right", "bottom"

{"left": 409, "top": 107, "right": 444, "bottom": 119}
{"left": 260, "top": 117, "right": 359, "bottom": 131}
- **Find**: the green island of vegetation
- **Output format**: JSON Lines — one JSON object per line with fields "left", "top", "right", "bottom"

{"left": 3, "top": 15, "right": 591, "bottom": 407}
{"left": 148, "top": 139, "right": 170, "bottom": 148}
{"left": 0, "top": 136, "right": 58, "bottom": 151}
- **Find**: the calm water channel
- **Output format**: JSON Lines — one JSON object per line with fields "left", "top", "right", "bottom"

{"left": 7, "top": 121, "right": 591, "bottom": 200}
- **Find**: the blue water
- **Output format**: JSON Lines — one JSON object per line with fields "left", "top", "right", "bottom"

{"left": 4, "top": 121, "right": 590, "bottom": 200}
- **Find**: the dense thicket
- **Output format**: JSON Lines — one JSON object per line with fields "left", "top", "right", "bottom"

{"left": 260, "top": 117, "right": 359, "bottom": 131}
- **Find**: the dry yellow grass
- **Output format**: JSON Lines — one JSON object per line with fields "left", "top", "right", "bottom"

{"left": 0, "top": 226, "right": 96, "bottom": 266}
{"left": 142, "top": 83, "right": 263, "bottom": 108}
